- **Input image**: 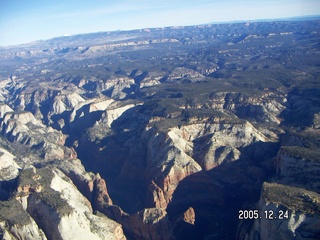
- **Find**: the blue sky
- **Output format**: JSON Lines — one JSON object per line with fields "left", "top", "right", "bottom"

{"left": 0, "top": 0, "right": 319, "bottom": 46}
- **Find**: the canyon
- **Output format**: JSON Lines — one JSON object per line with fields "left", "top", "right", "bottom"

{"left": 0, "top": 19, "right": 320, "bottom": 239}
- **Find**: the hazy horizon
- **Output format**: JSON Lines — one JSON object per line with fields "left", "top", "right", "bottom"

{"left": 1, "top": 0, "right": 320, "bottom": 46}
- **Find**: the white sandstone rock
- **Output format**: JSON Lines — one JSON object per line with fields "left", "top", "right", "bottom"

{"left": 105, "top": 102, "right": 142, "bottom": 127}
{"left": 27, "top": 168, "right": 126, "bottom": 240}
{"left": 0, "top": 103, "right": 13, "bottom": 118}
{"left": 0, "top": 147, "right": 20, "bottom": 181}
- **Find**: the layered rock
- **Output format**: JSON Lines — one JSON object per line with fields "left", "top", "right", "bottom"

{"left": 6, "top": 85, "right": 85, "bottom": 124}
{"left": 275, "top": 146, "right": 320, "bottom": 193}
{"left": 102, "top": 101, "right": 143, "bottom": 127}
{"left": 2, "top": 111, "right": 39, "bottom": 126}
{"left": 0, "top": 102, "right": 13, "bottom": 118}
{"left": 42, "top": 158, "right": 114, "bottom": 215}
{"left": 138, "top": 72, "right": 163, "bottom": 88}
{"left": 0, "top": 200, "right": 47, "bottom": 240}
{"left": 49, "top": 91, "right": 85, "bottom": 116}
{"left": 167, "top": 158, "right": 267, "bottom": 239}
{"left": 0, "top": 20, "right": 319, "bottom": 240}
{"left": 144, "top": 129, "right": 202, "bottom": 208}
{"left": 64, "top": 97, "right": 114, "bottom": 132}
{"left": 49, "top": 159, "right": 96, "bottom": 198}
{"left": 9, "top": 88, "right": 57, "bottom": 119}
{"left": 182, "top": 207, "right": 196, "bottom": 225}
{"left": 247, "top": 183, "right": 320, "bottom": 240}
{"left": 0, "top": 147, "right": 20, "bottom": 181}
{"left": 282, "top": 88, "right": 320, "bottom": 128}
{"left": 167, "top": 67, "right": 204, "bottom": 81}
{"left": 12, "top": 167, "right": 126, "bottom": 240}
{"left": 0, "top": 109, "right": 76, "bottom": 161}
{"left": 127, "top": 208, "right": 173, "bottom": 240}
{"left": 71, "top": 75, "right": 135, "bottom": 99}
{"left": 173, "top": 121, "right": 269, "bottom": 170}
{"left": 1, "top": 110, "right": 50, "bottom": 145}
{"left": 93, "top": 174, "right": 113, "bottom": 210}
{"left": 209, "top": 92, "right": 286, "bottom": 124}
{"left": 74, "top": 98, "right": 278, "bottom": 239}
{"left": 0, "top": 79, "right": 11, "bottom": 101}
{"left": 99, "top": 205, "right": 173, "bottom": 240}
{"left": 103, "top": 76, "right": 135, "bottom": 99}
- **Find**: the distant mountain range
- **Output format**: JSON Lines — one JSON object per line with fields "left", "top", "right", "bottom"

{"left": 1, "top": 15, "right": 320, "bottom": 48}
{"left": 210, "top": 14, "right": 320, "bottom": 24}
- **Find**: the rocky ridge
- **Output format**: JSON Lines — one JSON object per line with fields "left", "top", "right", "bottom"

{"left": 246, "top": 183, "right": 320, "bottom": 240}
{"left": 0, "top": 19, "right": 319, "bottom": 239}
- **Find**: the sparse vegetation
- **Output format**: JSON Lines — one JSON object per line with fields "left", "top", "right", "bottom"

{"left": 281, "top": 146, "right": 320, "bottom": 162}
{"left": 34, "top": 189, "right": 73, "bottom": 216}
{"left": 262, "top": 182, "right": 320, "bottom": 215}
{"left": 0, "top": 19, "right": 319, "bottom": 240}
{"left": 16, "top": 167, "right": 73, "bottom": 216}
{"left": 0, "top": 200, "right": 31, "bottom": 226}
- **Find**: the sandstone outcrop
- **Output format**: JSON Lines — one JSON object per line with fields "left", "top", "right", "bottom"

{"left": 171, "top": 121, "right": 269, "bottom": 170}
{"left": 0, "top": 102, "right": 13, "bottom": 118}
{"left": 73, "top": 96, "right": 282, "bottom": 239}
{"left": 0, "top": 19, "right": 319, "bottom": 240}
{"left": 100, "top": 205, "right": 173, "bottom": 240}
{"left": 103, "top": 101, "right": 143, "bottom": 127}
{"left": 65, "top": 97, "right": 114, "bottom": 132}
{"left": 0, "top": 147, "right": 20, "bottom": 181}
{"left": 93, "top": 173, "right": 113, "bottom": 211}
{"left": 276, "top": 146, "right": 320, "bottom": 193}
{"left": 283, "top": 88, "right": 320, "bottom": 128}
{"left": 45, "top": 159, "right": 114, "bottom": 214}
{"left": 208, "top": 92, "right": 286, "bottom": 124}
{"left": 0, "top": 108, "right": 77, "bottom": 162}
{"left": 167, "top": 67, "right": 204, "bottom": 81}
{"left": 49, "top": 91, "right": 85, "bottom": 117}
{"left": 127, "top": 208, "right": 173, "bottom": 240}
{"left": 247, "top": 183, "right": 320, "bottom": 240}
{"left": 138, "top": 71, "right": 163, "bottom": 88}
{"left": 8, "top": 167, "right": 126, "bottom": 240}
{"left": 144, "top": 129, "right": 202, "bottom": 208}
{"left": 182, "top": 207, "right": 195, "bottom": 225}
{"left": 0, "top": 200, "right": 47, "bottom": 240}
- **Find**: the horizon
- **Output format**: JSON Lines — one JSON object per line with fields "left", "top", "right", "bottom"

{"left": 1, "top": 0, "right": 320, "bottom": 47}
{"left": 1, "top": 14, "right": 318, "bottom": 48}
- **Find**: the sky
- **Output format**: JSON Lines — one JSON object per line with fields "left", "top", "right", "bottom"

{"left": 0, "top": 0, "right": 319, "bottom": 46}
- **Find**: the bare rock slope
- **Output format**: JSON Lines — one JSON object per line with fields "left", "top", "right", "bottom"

{"left": 0, "top": 19, "right": 319, "bottom": 239}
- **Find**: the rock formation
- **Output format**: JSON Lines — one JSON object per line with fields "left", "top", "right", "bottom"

{"left": 0, "top": 19, "right": 319, "bottom": 239}
{"left": 0, "top": 200, "right": 47, "bottom": 240}
{"left": 0, "top": 147, "right": 20, "bottom": 181}
{"left": 13, "top": 167, "right": 126, "bottom": 240}
{"left": 246, "top": 183, "right": 320, "bottom": 240}
{"left": 276, "top": 146, "right": 320, "bottom": 193}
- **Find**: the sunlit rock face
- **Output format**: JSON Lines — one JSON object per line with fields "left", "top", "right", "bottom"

{"left": 0, "top": 19, "right": 319, "bottom": 240}
{"left": 0, "top": 200, "right": 47, "bottom": 240}
{"left": 0, "top": 109, "right": 75, "bottom": 161}
{"left": 4, "top": 167, "right": 126, "bottom": 240}
{"left": 246, "top": 183, "right": 320, "bottom": 240}
{"left": 0, "top": 147, "right": 20, "bottom": 181}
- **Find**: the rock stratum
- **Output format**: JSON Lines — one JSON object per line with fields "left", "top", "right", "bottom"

{"left": 0, "top": 19, "right": 320, "bottom": 239}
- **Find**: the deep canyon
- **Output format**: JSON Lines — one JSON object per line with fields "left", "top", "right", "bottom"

{"left": 0, "top": 19, "right": 320, "bottom": 239}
